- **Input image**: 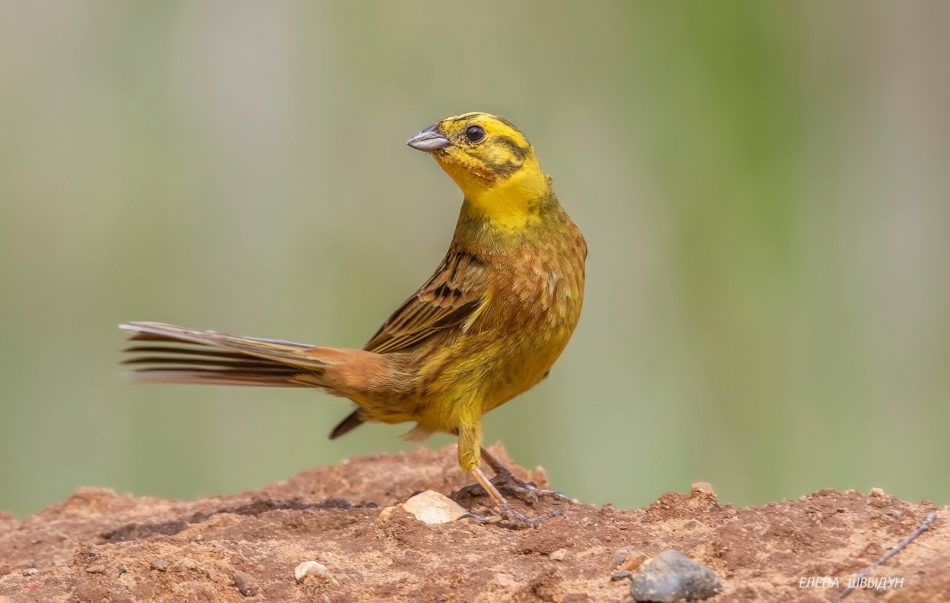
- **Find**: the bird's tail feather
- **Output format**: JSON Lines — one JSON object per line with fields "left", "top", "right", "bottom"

{"left": 120, "top": 322, "right": 389, "bottom": 442}
{"left": 121, "top": 321, "right": 334, "bottom": 388}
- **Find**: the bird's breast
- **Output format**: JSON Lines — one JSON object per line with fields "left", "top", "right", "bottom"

{"left": 474, "top": 226, "right": 586, "bottom": 408}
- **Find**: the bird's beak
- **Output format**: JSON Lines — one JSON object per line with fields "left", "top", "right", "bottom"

{"left": 407, "top": 126, "right": 451, "bottom": 152}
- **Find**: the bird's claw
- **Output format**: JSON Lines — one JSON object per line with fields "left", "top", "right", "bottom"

{"left": 454, "top": 469, "right": 570, "bottom": 505}
{"left": 462, "top": 504, "right": 559, "bottom": 529}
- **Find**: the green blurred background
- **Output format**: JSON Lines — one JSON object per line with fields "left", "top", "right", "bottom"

{"left": 1, "top": 1, "right": 948, "bottom": 517}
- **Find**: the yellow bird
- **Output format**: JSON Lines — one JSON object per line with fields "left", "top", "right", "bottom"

{"left": 121, "top": 113, "right": 587, "bottom": 524}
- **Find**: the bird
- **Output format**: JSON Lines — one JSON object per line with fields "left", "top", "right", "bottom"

{"left": 120, "top": 112, "right": 587, "bottom": 525}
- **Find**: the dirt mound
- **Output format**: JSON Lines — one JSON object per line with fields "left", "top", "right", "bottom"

{"left": 0, "top": 445, "right": 945, "bottom": 602}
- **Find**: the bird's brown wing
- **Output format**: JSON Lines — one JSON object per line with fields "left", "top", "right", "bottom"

{"left": 335, "top": 248, "right": 490, "bottom": 440}
{"left": 364, "top": 248, "right": 489, "bottom": 354}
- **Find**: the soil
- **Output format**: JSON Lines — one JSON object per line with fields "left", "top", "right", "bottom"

{"left": 0, "top": 444, "right": 946, "bottom": 602}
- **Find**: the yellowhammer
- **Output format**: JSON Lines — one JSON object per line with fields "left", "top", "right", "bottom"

{"left": 121, "top": 112, "right": 587, "bottom": 525}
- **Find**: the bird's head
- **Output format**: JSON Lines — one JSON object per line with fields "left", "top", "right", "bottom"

{"left": 407, "top": 113, "right": 551, "bottom": 229}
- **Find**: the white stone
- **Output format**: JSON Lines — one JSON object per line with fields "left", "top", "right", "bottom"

{"left": 401, "top": 490, "right": 467, "bottom": 525}
{"left": 294, "top": 560, "right": 329, "bottom": 583}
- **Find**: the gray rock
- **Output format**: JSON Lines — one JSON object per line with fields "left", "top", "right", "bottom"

{"left": 613, "top": 549, "right": 721, "bottom": 602}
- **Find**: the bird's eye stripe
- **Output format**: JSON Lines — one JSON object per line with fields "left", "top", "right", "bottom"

{"left": 493, "top": 135, "right": 528, "bottom": 160}
{"left": 486, "top": 159, "right": 521, "bottom": 178}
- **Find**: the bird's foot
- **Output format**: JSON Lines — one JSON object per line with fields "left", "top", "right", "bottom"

{"left": 495, "top": 467, "right": 572, "bottom": 503}
{"left": 454, "top": 468, "right": 570, "bottom": 505}
{"left": 462, "top": 503, "right": 561, "bottom": 530}
{"left": 456, "top": 465, "right": 565, "bottom": 529}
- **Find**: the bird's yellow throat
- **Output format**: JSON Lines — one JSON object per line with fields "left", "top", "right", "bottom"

{"left": 440, "top": 155, "right": 551, "bottom": 233}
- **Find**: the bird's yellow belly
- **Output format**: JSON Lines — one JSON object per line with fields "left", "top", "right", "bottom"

{"left": 480, "top": 333, "right": 569, "bottom": 412}
{"left": 405, "top": 343, "right": 553, "bottom": 434}
{"left": 407, "top": 304, "right": 578, "bottom": 434}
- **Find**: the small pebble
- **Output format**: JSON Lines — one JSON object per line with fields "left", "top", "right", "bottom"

{"left": 869, "top": 487, "right": 886, "bottom": 498}
{"left": 614, "top": 549, "right": 721, "bottom": 603}
{"left": 402, "top": 490, "right": 467, "bottom": 525}
{"left": 294, "top": 560, "right": 329, "bottom": 583}
{"left": 377, "top": 506, "right": 396, "bottom": 522}
{"left": 85, "top": 564, "right": 107, "bottom": 574}
{"left": 150, "top": 558, "right": 170, "bottom": 572}
{"left": 549, "top": 548, "right": 568, "bottom": 561}
{"left": 22, "top": 568, "right": 38, "bottom": 576}
{"left": 233, "top": 572, "right": 258, "bottom": 597}
{"left": 181, "top": 558, "right": 199, "bottom": 571}
{"left": 494, "top": 573, "right": 520, "bottom": 588}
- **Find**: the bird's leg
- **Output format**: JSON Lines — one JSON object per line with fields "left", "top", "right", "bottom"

{"left": 453, "top": 421, "right": 555, "bottom": 527}
{"left": 452, "top": 448, "right": 570, "bottom": 509}
{"left": 479, "top": 447, "right": 571, "bottom": 503}
{"left": 471, "top": 466, "right": 506, "bottom": 505}
{"left": 462, "top": 467, "right": 543, "bottom": 528}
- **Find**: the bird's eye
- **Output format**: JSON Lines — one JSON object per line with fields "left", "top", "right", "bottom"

{"left": 464, "top": 125, "right": 486, "bottom": 143}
